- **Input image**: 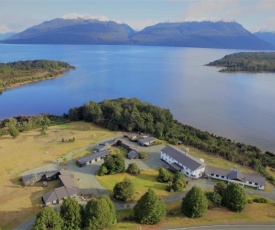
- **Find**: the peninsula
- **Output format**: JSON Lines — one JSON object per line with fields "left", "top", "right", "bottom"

{"left": 207, "top": 52, "right": 275, "bottom": 73}
{"left": 0, "top": 60, "right": 75, "bottom": 90}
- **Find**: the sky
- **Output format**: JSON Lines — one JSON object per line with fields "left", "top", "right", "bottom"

{"left": 1, "top": 0, "right": 275, "bottom": 34}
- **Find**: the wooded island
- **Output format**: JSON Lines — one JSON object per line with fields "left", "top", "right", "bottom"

{"left": 207, "top": 52, "right": 275, "bottom": 73}
{"left": 0, "top": 60, "right": 75, "bottom": 90}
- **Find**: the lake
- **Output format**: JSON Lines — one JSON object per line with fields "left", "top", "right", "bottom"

{"left": 1, "top": 44, "right": 275, "bottom": 153}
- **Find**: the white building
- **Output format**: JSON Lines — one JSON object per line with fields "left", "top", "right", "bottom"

{"left": 204, "top": 166, "right": 265, "bottom": 190}
{"left": 160, "top": 145, "right": 265, "bottom": 190}
{"left": 160, "top": 146, "right": 206, "bottom": 178}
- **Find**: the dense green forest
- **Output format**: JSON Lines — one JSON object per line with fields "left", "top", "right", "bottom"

{"left": 0, "top": 60, "right": 75, "bottom": 89}
{"left": 207, "top": 52, "right": 275, "bottom": 73}
{"left": 67, "top": 98, "right": 275, "bottom": 183}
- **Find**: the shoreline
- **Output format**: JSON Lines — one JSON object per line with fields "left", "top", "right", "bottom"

{"left": 0, "top": 67, "right": 75, "bottom": 92}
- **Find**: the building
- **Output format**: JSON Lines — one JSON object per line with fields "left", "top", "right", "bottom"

{"left": 41, "top": 170, "right": 79, "bottom": 205}
{"left": 127, "top": 149, "right": 140, "bottom": 159}
{"left": 76, "top": 150, "right": 110, "bottom": 167}
{"left": 138, "top": 136, "right": 156, "bottom": 146}
{"left": 160, "top": 146, "right": 206, "bottom": 178}
{"left": 94, "top": 139, "right": 117, "bottom": 152}
{"left": 204, "top": 165, "right": 265, "bottom": 190}
{"left": 21, "top": 170, "right": 60, "bottom": 186}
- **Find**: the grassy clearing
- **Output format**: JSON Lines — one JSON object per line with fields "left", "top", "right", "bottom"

{"left": 0, "top": 121, "right": 115, "bottom": 229}
{"left": 96, "top": 168, "right": 176, "bottom": 201}
{"left": 112, "top": 201, "right": 275, "bottom": 229}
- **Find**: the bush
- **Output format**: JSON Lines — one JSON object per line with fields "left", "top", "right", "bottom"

{"left": 223, "top": 183, "right": 247, "bottom": 212}
{"left": 139, "top": 152, "right": 147, "bottom": 159}
{"left": 133, "top": 189, "right": 166, "bottom": 225}
{"left": 102, "top": 154, "right": 125, "bottom": 175}
{"left": 113, "top": 177, "right": 135, "bottom": 202}
{"left": 97, "top": 165, "right": 108, "bottom": 176}
{"left": 181, "top": 186, "right": 208, "bottom": 218}
{"left": 205, "top": 191, "right": 222, "bottom": 207}
{"left": 253, "top": 197, "right": 267, "bottom": 203}
{"left": 127, "top": 163, "right": 141, "bottom": 175}
{"left": 157, "top": 168, "right": 172, "bottom": 183}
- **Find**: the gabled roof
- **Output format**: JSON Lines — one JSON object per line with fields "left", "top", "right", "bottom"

{"left": 42, "top": 190, "right": 58, "bottom": 204}
{"left": 205, "top": 166, "right": 230, "bottom": 177}
{"left": 228, "top": 170, "right": 245, "bottom": 182}
{"left": 76, "top": 150, "right": 110, "bottom": 164}
{"left": 127, "top": 150, "right": 139, "bottom": 158}
{"left": 138, "top": 136, "right": 155, "bottom": 144}
{"left": 54, "top": 186, "right": 69, "bottom": 200}
{"left": 99, "top": 139, "right": 117, "bottom": 146}
{"left": 59, "top": 175, "right": 78, "bottom": 189}
{"left": 161, "top": 146, "right": 205, "bottom": 171}
{"left": 244, "top": 173, "right": 265, "bottom": 186}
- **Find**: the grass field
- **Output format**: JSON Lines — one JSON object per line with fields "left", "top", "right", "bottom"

{"left": 96, "top": 168, "right": 177, "bottom": 201}
{"left": 0, "top": 121, "right": 115, "bottom": 229}
{"left": 112, "top": 201, "right": 275, "bottom": 229}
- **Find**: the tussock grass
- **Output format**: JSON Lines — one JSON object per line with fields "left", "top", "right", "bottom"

{"left": 0, "top": 121, "right": 114, "bottom": 229}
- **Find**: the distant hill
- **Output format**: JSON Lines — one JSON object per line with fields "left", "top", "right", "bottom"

{"left": 254, "top": 31, "right": 275, "bottom": 47}
{"left": 130, "top": 21, "right": 274, "bottom": 50}
{"left": 0, "top": 32, "right": 16, "bottom": 40}
{"left": 1, "top": 19, "right": 274, "bottom": 50}
{"left": 1, "top": 18, "right": 135, "bottom": 45}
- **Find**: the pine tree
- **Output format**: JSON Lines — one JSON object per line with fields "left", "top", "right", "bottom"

{"left": 60, "top": 197, "right": 83, "bottom": 230}
{"left": 181, "top": 186, "right": 208, "bottom": 218}
{"left": 32, "top": 206, "right": 63, "bottom": 230}
{"left": 223, "top": 183, "right": 247, "bottom": 212}
{"left": 84, "top": 195, "right": 116, "bottom": 229}
{"left": 133, "top": 188, "right": 166, "bottom": 225}
{"left": 113, "top": 177, "right": 135, "bottom": 202}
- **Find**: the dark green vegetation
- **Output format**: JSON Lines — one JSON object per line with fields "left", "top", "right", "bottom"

{"left": 60, "top": 197, "right": 83, "bottom": 230}
{"left": 68, "top": 98, "right": 275, "bottom": 184}
{"left": 32, "top": 206, "right": 63, "bottom": 230}
{"left": 126, "top": 163, "right": 141, "bottom": 175}
{"left": 182, "top": 186, "right": 208, "bottom": 218}
{"left": 84, "top": 195, "right": 117, "bottom": 229}
{"left": 157, "top": 167, "right": 173, "bottom": 183}
{"left": 32, "top": 195, "right": 116, "bottom": 230}
{"left": 0, "top": 114, "right": 67, "bottom": 138}
{"left": 207, "top": 52, "right": 275, "bottom": 73}
{"left": 223, "top": 183, "right": 247, "bottom": 212}
{"left": 133, "top": 188, "right": 166, "bottom": 224}
{"left": 0, "top": 60, "right": 75, "bottom": 89}
{"left": 97, "top": 154, "right": 125, "bottom": 176}
{"left": 113, "top": 177, "right": 135, "bottom": 202}
{"left": 2, "top": 19, "right": 273, "bottom": 50}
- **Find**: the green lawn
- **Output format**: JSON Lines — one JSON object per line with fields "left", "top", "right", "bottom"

{"left": 96, "top": 168, "right": 176, "bottom": 201}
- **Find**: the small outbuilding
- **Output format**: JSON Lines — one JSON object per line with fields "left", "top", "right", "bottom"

{"left": 76, "top": 150, "right": 110, "bottom": 167}
{"left": 138, "top": 136, "right": 156, "bottom": 146}
{"left": 127, "top": 150, "right": 140, "bottom": 159}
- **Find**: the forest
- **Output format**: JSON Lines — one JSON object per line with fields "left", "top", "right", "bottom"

{"left": 67, "top": 98, "right": 275, "bottom": 183}
{"left": 0, "top": 60, "right": 75, "bottom": 89}
{"left": 207, "top": 52, "right": 275, "bottom": 73}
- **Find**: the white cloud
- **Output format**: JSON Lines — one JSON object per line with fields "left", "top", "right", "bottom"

{"left": 62, "top": 13, "right": 112, "bottom": 22}
{"left": 180, "top": 0, "right": 241, "bottom": 22}
{"left": 0, "top": 23, "right": 11, "bottom": 34}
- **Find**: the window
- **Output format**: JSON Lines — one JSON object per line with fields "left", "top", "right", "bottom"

{"left": 249, "top": 182, "right": 252, "bottom": 184}
{"left": 211, "top": 174, "right": 214, "bottom": 176}
{"left": 221, "top": 176, "right": 224, "bottom": 178}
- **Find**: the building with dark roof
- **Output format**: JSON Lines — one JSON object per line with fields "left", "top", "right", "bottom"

{"left": 204, "top": 165, "right": 265, "bottom": 190}
{"left": 160, "top": 145, "right": 206, "bottom": 178}
{"left": 21, "top": 170, "right": 60, "bottom": 186}
{"left": 138, "top": 136, "right": 156, "bottom": 146}
{"left": 41, "top": 170, "right": 79, "bottom": 205}
{"left": 76, "top": 150, "right": 110, "bottom": 167}
{"left": 127, "top": 149, "right": 140, "bottom": 159}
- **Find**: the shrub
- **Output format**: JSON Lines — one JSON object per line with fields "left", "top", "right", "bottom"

{"left": 157, "top": 168, "right": 172, "bottom": 183}
{"left": 127, "top": 163, "right": 141, "bottom": 175}
{"left": 97, "top": 165, "right": 108, "bottom": 176}
{"left": 181, "top": 186, "right": 208, "bottom": 218}
{"left": 253, "top": 197, "right": 267, "bottom": 203}
{"left": 113, "top": 177, "right": 135, "bottom": 202}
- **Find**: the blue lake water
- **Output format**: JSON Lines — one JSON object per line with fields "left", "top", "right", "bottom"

{"left": 1, "top": 44, "right": 275, "bottom": 153}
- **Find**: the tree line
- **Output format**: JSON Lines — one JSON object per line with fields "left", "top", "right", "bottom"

{"left": 0, "top": 60, "right": 75, "bottom": 89}
{"left": 68, "top": 97, "right": 275, "bottom": 183}
{"left": 207, "top": 52, "right": 275, "bottom": 73}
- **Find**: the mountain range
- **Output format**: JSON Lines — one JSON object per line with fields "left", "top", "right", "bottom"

{"left": 254, "top": 31, "right": 275, "bottom": 47}
{"left": 1, "top": 18, "right": 274, "bottom": 50}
